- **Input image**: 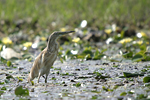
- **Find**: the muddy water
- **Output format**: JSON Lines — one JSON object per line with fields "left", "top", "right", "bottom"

{"left": 0, "top": 59, "right": 150, "bottom": 99}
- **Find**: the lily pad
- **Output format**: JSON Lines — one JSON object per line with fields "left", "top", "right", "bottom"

{"left": 143, "top": 76, "right": 150, "bottom": 83}
{"left": 15, "top": 86, "right": 29, "bottom": 96}
{"left": 132, "top": 53, "right": 143, "bottom": 62}
{"left": 123, "top": 72, "right": 144, "bottom": 78}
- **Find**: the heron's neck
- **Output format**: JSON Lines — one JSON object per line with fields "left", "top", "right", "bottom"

{"left": 47, "top": 37, "right": 59, "bottom": 53}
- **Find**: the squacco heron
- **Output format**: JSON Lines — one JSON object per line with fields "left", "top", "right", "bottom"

{"left": 28, "top": 31, "right": 74, "bottom": 83}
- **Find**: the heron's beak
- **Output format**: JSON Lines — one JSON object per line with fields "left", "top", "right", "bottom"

{"left": 58, "top": 31, "right": 75, "bottom": 35}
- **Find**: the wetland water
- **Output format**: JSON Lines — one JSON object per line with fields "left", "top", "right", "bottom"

{"left": 0, "top": 59, "right": 150, "bottom": 99}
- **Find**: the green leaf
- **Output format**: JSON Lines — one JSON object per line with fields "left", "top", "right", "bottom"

{"left": 140, "top": 44, "right": 146, "bottom": 51}
{"left": 1, "top": 87, "right": 6, "bottom": 90}
{"left": 110, "top": 58, "right": 122, "bottom": 62}
{"left": 42, "top": 91, "right": 49, "bottom": 93}
{"left": 51, "top": 77, "right": 56, "bottom": 80}
{"left": 113, "top": 65, "right": 118, "bottom": 68}
{"left": 60, "top": 58, "right": 63, "bottom": 63}
{"left": 75, "top": 82, "right": 81, "bottom": 87}
{"left": 28, "top": 57, "right": 33, "bottom": 62}
{"left": 102, "top": 86, "right": 110, "bottom": 91}
{"left": 143, "top": 76, "right": 150, "bottom": 83}
{"left": 120, "top": 92, "right": 127, "bottom": 96}
{"left": 101, "top": 49, "right": 107, "bottom": 53}
{"left": 15, "top": 86, "right": 29, "bottom": 96}
{"left": 0, "top": 82, "right": 4, "bottom": 85}
{"left": 123, "top": 72, "right": 144, "bottom": 78}
{"left": 123, "top": 51, "right": 133, "bottom": 58}
{"left": 6, "top": 75, "right": 14, "bottom": 80}
{"left": 76, "top": 55, "right": 85, "bottom": 59}
{"left": 54, "top": 68, "right": 61, "bottom": 70}
{"left": 120, "top": 31, "right": 125, "bottom": 38}
{"left": 65, "top": 49, "right": 72, "bottom": 56}
{"left": 5, "top": 79, "right": 9, "bottom": 83}
{"left": 84, "top": 54, "right": 92, "bottom": 60}
{"left": 143, "top": 56, "right": 150, "bottom": 61}
{"left": 91, "top": 95, "right": 98, "bottom": 99}
{"left": 61, "top": 73, "right": 69, "bottom": 76}
{"left": 94, "top": 71, "right": 110, "bottom": 80}
{"left": 93, "top": 49, "right": 105, "bottom": 60}
{"left": 22, "top": 53, "right": 32, "bottom": 59}
{"left": 0, "top": 90, "right": 4, "bottom": 95}
{"left": 7, "top": 61, "right": 12, "bottom": 67}
{"left": 17, "top": 77, "right": 23, "bottom": 82}
{"left": 128, "top": 91, "right": 134, "bottom": 94}
{"left": 10, "top": 57, "right": 19, "bottom": 60}
{"left": 136, "top": 94, "right": 147, "bottom": 99}
{"left": 93, "top": 49, "right": 106, "bottom": 60}
{"left": 132, "top": 53, "right": 143, "bottom": 62}
{"left": 82, "top": 48, "right": 93, "bottom": 57}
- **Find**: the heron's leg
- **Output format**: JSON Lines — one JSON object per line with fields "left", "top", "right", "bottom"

{"left": 37, "top": 72, "right": 41, "bottom": 83}
{"left": 45, "top": 73, "right": 48, "bottom": 83}
{"left": 42, "top": 75, "right": 45, "bottom": 79}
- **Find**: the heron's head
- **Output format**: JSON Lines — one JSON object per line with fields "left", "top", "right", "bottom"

{"left": 47, "top": 31, "right": 75, "bottom": 52}
{"left": 50, "top": 31, "right": 75, "bottom": 41}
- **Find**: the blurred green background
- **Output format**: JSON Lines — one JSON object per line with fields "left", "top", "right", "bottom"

{"left": 0, "top": 0, "right": 150, "bottom": 36}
